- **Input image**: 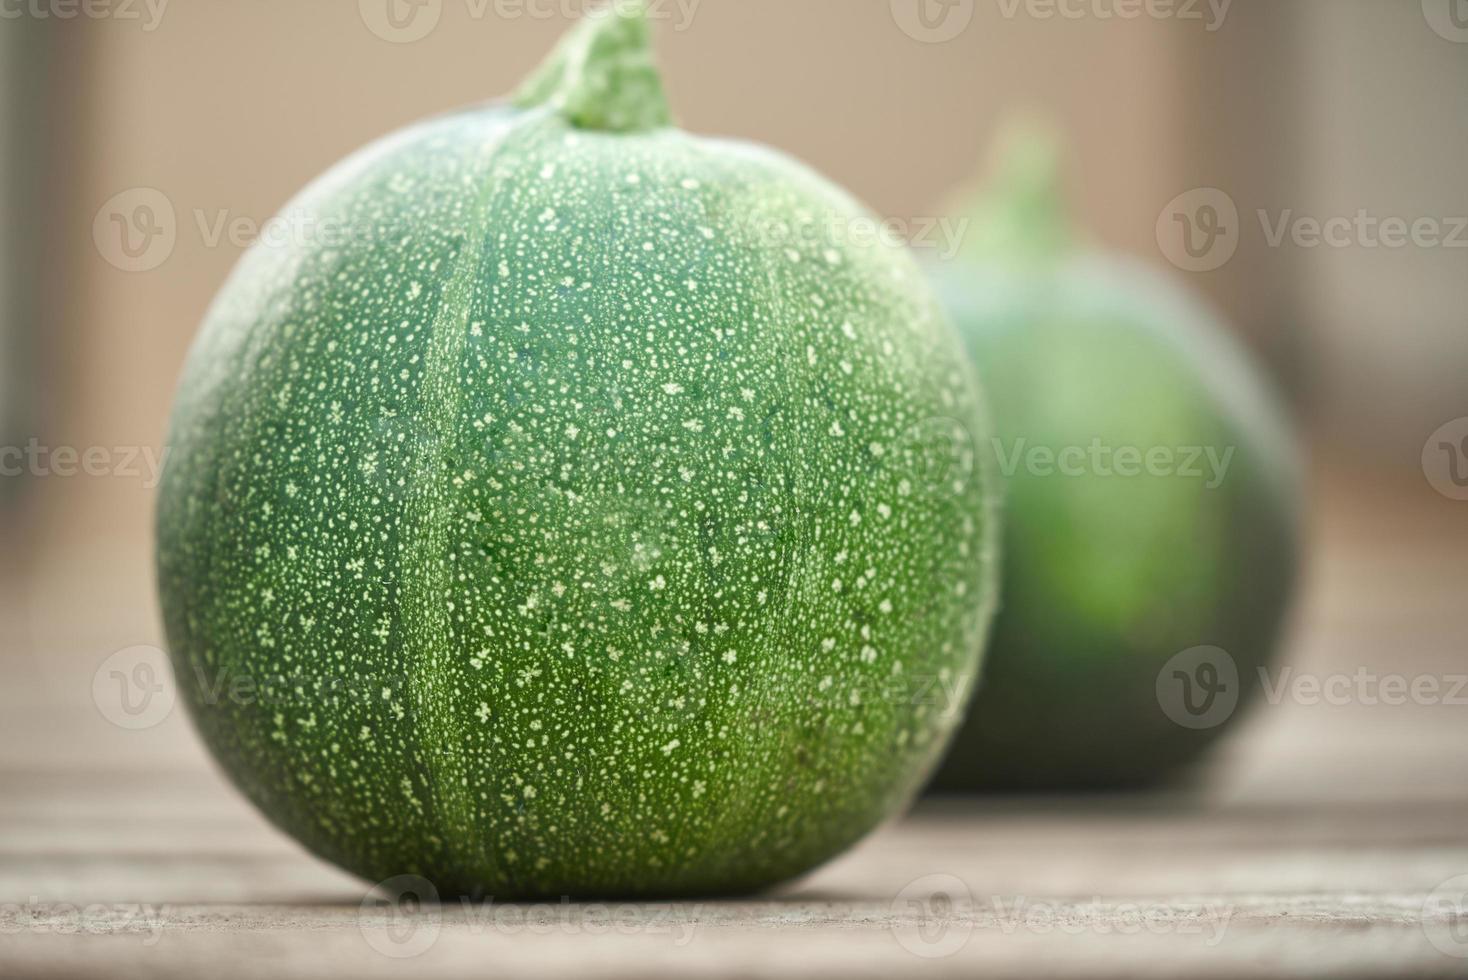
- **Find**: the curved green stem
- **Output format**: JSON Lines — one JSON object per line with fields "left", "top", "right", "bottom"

{"left": 957, "top": 118, "right": 1073, "bottom": 267}
{"left": 514, "top": 0, "right": 673, "bottom": 133}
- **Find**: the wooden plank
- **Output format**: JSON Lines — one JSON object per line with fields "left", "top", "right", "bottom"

{"left": 2, "top": 785, "right": 1467, "bottom": 977}
{"left": 3, "top": 463, "right": 1467, "bottom": 976}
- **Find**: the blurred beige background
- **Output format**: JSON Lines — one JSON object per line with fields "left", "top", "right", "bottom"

{"left": 2, "top": 0, "right": 1466, "bottom": 778}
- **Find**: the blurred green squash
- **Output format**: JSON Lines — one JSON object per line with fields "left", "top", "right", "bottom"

{"left": 925, "top": 128, "right": 1301, "bottom": 792}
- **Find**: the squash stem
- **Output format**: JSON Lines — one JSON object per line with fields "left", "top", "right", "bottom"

{"left": 513, "top": 0, "right": 674, "bottom": 133}
{"left": 956, "top": 118, "right": 1074, "bottom": 267}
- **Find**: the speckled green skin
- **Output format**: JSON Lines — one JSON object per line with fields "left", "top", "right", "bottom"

{"left": 157, "top": 10, "right": 996, "bottom": 898}
{"left": 927, "top": 252, "right": 1299, "bottom": 792}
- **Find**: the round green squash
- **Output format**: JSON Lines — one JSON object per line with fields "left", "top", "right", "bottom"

{"left": 925, "top": 131, "right": 1300, "bottom": 792}
{"left": 156, "top": 4, "right": 997, "bottom": 897}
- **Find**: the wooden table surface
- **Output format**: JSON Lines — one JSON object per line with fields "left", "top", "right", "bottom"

{"left": 3, "top": 462, "right": 1467, "bottom": 978}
